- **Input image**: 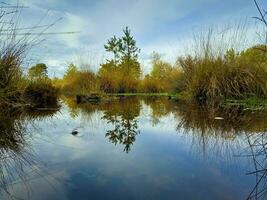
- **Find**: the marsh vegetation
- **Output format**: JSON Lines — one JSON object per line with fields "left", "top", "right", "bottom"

{"left": 0, "top": 96, "right": 266, "bottom": 199}
{"left": 0, "top": 0, "right": 266, "bottom": 200}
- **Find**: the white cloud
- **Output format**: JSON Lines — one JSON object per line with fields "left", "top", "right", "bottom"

{"left": 8, "top": 0, "right": 264, "bottom": 76}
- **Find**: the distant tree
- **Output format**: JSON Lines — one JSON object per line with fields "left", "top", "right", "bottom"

{"left": 104, "top": 36, "right": 122, "bottom": 64}
{"left": 120, "top": 27, "right": 140, "bottom": 61}
{"left": 100, "top": 27, "right": 142, "bottom": 93}
{"left": 28, "top": 63, "right": 48, "bottom": 79}
{"left": 140, "top": 52, "right": 184, "bottom": 93}
{"left": 63, "top": 63, "right": 78, "bottom": 80}
{"left": 151, "top": 52, "right": 172, "bottom": 80}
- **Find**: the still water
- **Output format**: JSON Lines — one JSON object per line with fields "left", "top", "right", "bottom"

{"left": 0, "top": 97, "right": 267, "bottom": 200}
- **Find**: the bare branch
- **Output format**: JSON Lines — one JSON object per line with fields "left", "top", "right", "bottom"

{"left": 253, "top": 0, "right": 267, "bottom": 26}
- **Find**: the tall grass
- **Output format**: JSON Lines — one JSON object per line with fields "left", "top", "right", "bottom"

{"left": 0, "top": 3, "right": 28, "bottom": 105}
{"left": 177, "top": 26, "right": 267, "bottom": 102}
{"left": 0, "top": 1, "right": 68, "bottom": 107}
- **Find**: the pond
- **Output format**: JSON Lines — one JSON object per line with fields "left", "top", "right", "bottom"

{"left": 0, "top": 97, "right": 267, "bottom": 200}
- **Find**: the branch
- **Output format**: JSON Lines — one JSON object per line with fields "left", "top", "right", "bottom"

{"left": 254, "top": 0, "right": 267, "bottom": 26}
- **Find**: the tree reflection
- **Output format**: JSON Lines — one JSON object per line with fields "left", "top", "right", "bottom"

{"left": 102, "top": 97, "right": 141, "bottom": 153}
{"left": 142, "top": 96, "right": 175, "bottom": 125}
{"left": 63, "top": 95, "right": 267, "bottom": 198}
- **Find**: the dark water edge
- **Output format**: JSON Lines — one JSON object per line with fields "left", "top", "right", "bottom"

{"left": 0, "top": 96, "right": 266, "bottom": 200}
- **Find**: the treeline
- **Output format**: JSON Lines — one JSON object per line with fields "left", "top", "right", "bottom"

{"left": 53, "top": 27, "right": 267, "bottom": 103}
{"left": 54, "top": 27, "right": 184, "bottom": 95}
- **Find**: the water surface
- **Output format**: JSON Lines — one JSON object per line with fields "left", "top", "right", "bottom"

{"left": 0, "top": 97, "right": 266, "bottom": 200}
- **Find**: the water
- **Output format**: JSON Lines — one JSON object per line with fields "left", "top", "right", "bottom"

{"left": 0, "top": 97, "right": 266, "bottom": 200}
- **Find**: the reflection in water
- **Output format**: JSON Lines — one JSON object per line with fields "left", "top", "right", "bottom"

{"left": 244, "top": 133, "right": 267, "bottom": 200}
{"left": 62, "top": 96, "right": 141, "bottom": 153}
{"left": 0, "top": 106, "right": 29, "bottom": 198}
{"left": 1, "top": 97, "right": 267, "bottom": 200}
{"left": 142, "top": 97, "right": 174, "bottom": 126}
{"left": 176, "top": 103, "right": 267, "bottom": 136}
{"left": 0, "top": 105, "right": 58, "bottom": 199}
{"left": 102, "top": 98, "right": 141, "bottom": 153}
{"left": 172, "top": 102, "right": 267, "bottom": 200}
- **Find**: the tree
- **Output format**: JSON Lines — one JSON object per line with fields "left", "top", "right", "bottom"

{"left": 99, "top": 27, "right": 142, "bottom": 93}
{"left": 119, "top": 27, "right": 141, "bottom": 79}
{"left": 28, "top": 63, "right": 48, "bottom": 79}
{"left": 140, "top": 52, "right": 184, "bottom": 93}
{"left": 120, "top": 27, "right": 140, "bottom": 61}
{"left": 104, "top": 36, "right": 122, "bottom": 64}
{"left": 63, "top": 63, "right": 78, "bottom": 81}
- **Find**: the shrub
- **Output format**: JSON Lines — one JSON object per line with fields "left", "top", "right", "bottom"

{"left": 23, "top": 79, "right": 59, "bottom": 108}
{"left": 178, "top": 45, "right": 267, "bottom": 102}
{"left": 61, "top": 63, "right": 98, "bottom": 95}
{"left": 140, "top": 53, "right": 185, "bottom": 93}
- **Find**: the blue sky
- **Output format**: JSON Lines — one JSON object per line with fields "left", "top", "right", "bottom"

{"left": 8, "top": 0, "right": 267, "bottom": 76}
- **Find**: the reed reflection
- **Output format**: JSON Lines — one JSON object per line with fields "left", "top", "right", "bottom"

{"left": 0, "top": 105, "right": 58, "bottom": 198}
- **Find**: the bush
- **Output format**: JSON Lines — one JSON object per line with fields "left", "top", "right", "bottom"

{"left": 23, "top": 79, "right": 59, "bottom": 108}
{"left": 178, "top": 45, "right": 267, "bottom": 102}
{"left": 140, "top": 53, "right": 185, "bottom": 93}
{"left": 61, "top": 64, "right": 98, "bottom": 95}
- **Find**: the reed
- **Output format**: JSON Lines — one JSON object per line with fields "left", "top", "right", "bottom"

{"left": 177, "top": 27, "right": 267, "bottom": 102}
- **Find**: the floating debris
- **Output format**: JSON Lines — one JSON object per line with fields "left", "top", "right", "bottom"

{"left": 71, "top": 129, "right": 79, "bottom": 136}
{"left": 71, "top": 127, "right": 84, "bottom": 137}
{"left": 214, "top": 117, "right": 224, "bottom": 120}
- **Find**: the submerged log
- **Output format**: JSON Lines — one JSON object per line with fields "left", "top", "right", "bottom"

{"left": 76, "top": 94, "right": 101, "bottom": 104}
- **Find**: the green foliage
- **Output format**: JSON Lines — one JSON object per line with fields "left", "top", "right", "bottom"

{"left": 104, "top": 36, "right": 122, "bottom": 64}
{"left": 28, "top": 63, "right": 48, "bottom": 79}
{"left": 120, "top": 27, "right": 140, "bottom": 61}
{"left": 99, "top": 27, "right": 141, "bottom": 93}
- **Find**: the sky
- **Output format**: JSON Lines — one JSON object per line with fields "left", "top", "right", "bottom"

{"left": 7, "top": 0, "right": 267, "bottom": 77}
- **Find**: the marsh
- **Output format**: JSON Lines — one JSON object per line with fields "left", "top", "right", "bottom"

{"left": 0, "top": 97, "right": 266, "bottom": 200}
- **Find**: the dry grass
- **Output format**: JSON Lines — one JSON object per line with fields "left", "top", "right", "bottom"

{"left": 177, "top": 30, "right": 267, "bottom": 102}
